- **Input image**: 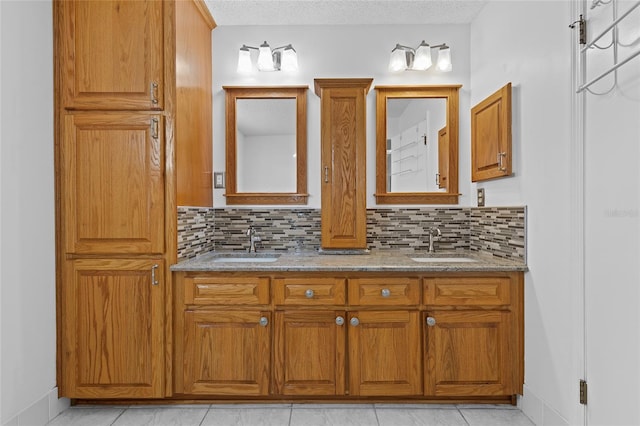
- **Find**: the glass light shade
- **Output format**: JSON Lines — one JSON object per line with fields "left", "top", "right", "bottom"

{"left": 412, "top": 41, "right": 432, "bottom": 70}
{"left": 237, "top": 47, "right": 252, "bottom": 73}
{"left": 281, "top": 46, "right": 298, "bottom": 72}
{"left": 436, "top": 46, "right": 452, "bottom": 72}
{"left": 388, "top": 46, "right": 407, "bottom": 72}
{"left": 257, "top": 41, "right": 275, "bottom": 71}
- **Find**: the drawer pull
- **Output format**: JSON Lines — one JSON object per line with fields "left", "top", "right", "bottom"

{"left": 151, "top": 264, "right": 159, "bottom": 286}
{"left": 350, "top": 317, "right": 360, "bottom": 327}
{"left": 305, "top": 289, "right": 314, "bottom": 298}
{"left": 335, "top": 316, "right": 345, "bottom": 326}
{"left": 426, "top": 316, "right": 436, "bottom": 327}
{"left": 381, "top": 288, "right": 391, "bottom": 298}
{"left": 259, "top": 316, "right": 269, "bottom": 327}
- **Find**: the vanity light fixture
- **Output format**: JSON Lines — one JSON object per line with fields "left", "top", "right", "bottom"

{"left": 388, "top": 41, "right": 452, "bottom": 72}
{"left": 237, "top": 41, "right": 298, "bottom": 73}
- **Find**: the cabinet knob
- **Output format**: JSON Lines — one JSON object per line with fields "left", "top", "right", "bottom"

{"left": 350, "top": 317, "right": 360, "bottom": 327}
{"left": 381, "top": 288, "right": 391, "bottom": 298}
{"left": 426, "top": 316, "right": 436, "bottom": 327}
{"left": 259, "top": 316, "right": 269, "bottom": 327}
{"left": 305, "top": 289, "right": 314, "bottom": 298}
{"left": 335, "top": 316, "right": 345, "bottom": 326}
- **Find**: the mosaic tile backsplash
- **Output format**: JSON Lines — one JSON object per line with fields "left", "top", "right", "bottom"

{"left": 177, "top": 206, "right": 526, "bottom": 262}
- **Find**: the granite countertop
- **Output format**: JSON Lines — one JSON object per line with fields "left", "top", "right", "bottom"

{"left": 171, "top": 250, "right": 527, "bottom": 273}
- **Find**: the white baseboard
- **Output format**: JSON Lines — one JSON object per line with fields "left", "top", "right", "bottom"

{"left": 3, "top": 387, "right": 70, "bottom": 426}
{"left": 520, "top": 385, "right": 571, "bottom": 426}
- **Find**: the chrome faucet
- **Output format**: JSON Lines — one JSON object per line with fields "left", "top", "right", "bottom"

{"left": 427, "top": 227, "right": 442, "bottom": 252}
{"left": 246, "top": 226, "right": 261, "bottom": 253}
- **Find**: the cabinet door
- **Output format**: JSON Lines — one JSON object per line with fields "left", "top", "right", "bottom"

{"left": 424, "top": 310, "right": 514, "bottom": 396}
{"left": 471, "top": 83, "right": 512, "bottom": 181}
{"left": 60, "top": 259, "right": 164, "bottom": 398}
{"left": 274, "top": 311, "right": 346, "bottom": 396}
{"left": 183, "top": 310, "right": 271, "bottom": 395}
{"left": 317, "top": 80, "right": 371, "bottom": 249}
{"left": 62, "top": 113, "right": 164, "bottom": 254}
{"left": 348, "top": 311, "right": 422, "bottom": 396}
{"left": 57, "top": 0, "right": 164, "bottom": 110}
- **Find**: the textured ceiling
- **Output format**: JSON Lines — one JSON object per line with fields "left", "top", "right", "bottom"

{"left": 205, "top": 0, "right": 488, "bottom": 26}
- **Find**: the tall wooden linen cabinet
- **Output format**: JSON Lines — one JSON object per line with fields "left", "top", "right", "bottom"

{"left": 54, "top": 0, "right": 215, "bottom": 398}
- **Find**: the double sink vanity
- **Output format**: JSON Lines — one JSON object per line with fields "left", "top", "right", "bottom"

{"left": 171, "top": 249, "right": 525, "bottom": 403}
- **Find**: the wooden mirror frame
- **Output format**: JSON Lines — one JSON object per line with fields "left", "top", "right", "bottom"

{"left": 375, "top": 85, "right": 461, "bottom": 204}
{"left": 223, "top": 86, "right": 309, "bottom": 205}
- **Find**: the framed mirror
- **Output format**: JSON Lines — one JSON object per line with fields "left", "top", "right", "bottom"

{"left": 375, "top": 85, "right": 461, "bottom": 204}
{"left": 224, "top": 86, "right": 308, "bottom": 204}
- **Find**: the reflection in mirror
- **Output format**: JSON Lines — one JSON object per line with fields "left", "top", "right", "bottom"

{"left": 386, "top": 98, "right": 447, "bottom": 193}
{"left": 375, "top": 85, "right": 461, "bottom": 205}
{"left": 236, "top": 98, "right": 296, "bottom": 192}
{"left": 224, "top": 86, "right": 308, "bottom": 205}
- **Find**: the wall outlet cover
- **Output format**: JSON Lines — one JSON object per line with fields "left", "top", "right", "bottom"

{"left": 214, "top": 172, "right": 225, "bottom": 189}
{"left": 477, "top": 188, "right": 485, "bottom": 207}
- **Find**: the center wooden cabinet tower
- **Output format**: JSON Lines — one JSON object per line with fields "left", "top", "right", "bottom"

{"left": 54, "top": 0, "right": 215, "bottom": 398}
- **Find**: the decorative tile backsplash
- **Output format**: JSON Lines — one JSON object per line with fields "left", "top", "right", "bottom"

{"left": 177, "top": 206, "right": 526, "bottom": 262}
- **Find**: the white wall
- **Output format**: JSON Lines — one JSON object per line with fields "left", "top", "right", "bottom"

{"left": 470, "top": 2, "right": 575, "bottom": 425}
{"left": 0, "top": 1, "right": 65, "bottom": 425}
{"left": 212, "top": 24, "right": 472, "bottom": 207}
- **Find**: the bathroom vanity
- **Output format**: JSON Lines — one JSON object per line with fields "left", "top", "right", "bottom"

{"left": 171, "top": 251, "right": 525, "bottom": 403}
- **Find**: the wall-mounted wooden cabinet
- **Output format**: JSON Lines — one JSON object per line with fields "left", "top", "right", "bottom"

{"left": 315, "top": 79, "right": 372, "bottom": 250}
{"left": 55, "top": 0, "right": 215, "bottom": 399}
{"left": 471, "top": 82, "right": 512, "bottom": 182}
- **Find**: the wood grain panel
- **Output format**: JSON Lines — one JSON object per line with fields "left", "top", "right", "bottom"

{"left": 63, "top": 113, "right": 164, "bottom": 254}
{"left": 64, "top": 258, "right": 164, "bottom": 398}
{"left": 348, "top": 278, "right": 420, "bottom": 306}
{"left": 183, "top": 310, "right": 271, "bottom": 395}
{"left": 471, "top": 82, "right": 512, "bottom": 181}
{"left": 184, "top": 276, "right": 270, "bottom": 305}
{"left": 273, "top": 278, "right": 346, "bottom": 305}
{"left": 424, "top": 310, "right": 512, "bottom": 396}
{"left": 437, "top": 127, "right": 449, "bottom": 189}
{"left": 175, "top": 0, "right": 215, "bottom": 206}
{"left": 349, "top": 311, "right": 422, "bottom": 396}
{"left": 274, "top": 310, "right": 346, "bottom": 395}
{"left": 423, "top": 277, "right": 510, "bottom": 306}
{"left": 59, "top": 0, "right": 164, "bottom": 110}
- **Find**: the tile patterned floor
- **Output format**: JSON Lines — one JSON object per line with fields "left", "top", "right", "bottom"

{"left": 46, "top": 404, "right": 536, "bottom": 426}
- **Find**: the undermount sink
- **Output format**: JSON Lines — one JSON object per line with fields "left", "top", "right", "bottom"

{"left": 410, "top": 256, "right": 477, "bottom": 263}
{"left": 212, "top": 253, "right": 280, "bottom": 263}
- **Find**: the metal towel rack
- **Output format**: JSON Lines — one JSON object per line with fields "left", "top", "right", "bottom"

{"left": 577, "top": 0, "right": 640, "bottom": 93}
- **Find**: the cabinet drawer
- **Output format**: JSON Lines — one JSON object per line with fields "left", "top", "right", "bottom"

{"left": 273, "top": 278, "right": 346, "bottom": 305}
{"left": 184, "top": 276, "right": 270, "bottom": 305}
{"left": 348, "top": 278, "right": 420, "bottom": 306}
{"left": 423, "top": 277, "right": 510, "bottom": 306}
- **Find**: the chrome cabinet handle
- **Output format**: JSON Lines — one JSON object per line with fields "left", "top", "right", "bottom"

{"left": 498, "top": 152, "right": 507, "bottom": 171}
{"left": 381, "top": 288, "right": 391, "bottom": 298}
{"left": 335, "top": 316, "right": 345, "bottom": 326}
{"left": 426, "top": 316, "right": 436, "bottom": 327}
{"left": 350, "top": 317, "right": 360, "bottom": 327}
{"left": 259, "top": 316, "right": 269, "bottom": 327}
{"left": 305, "top": 289, "right": 314, "bottom": 298}
{"left": 324, "top": 166, "right": 329, "bottom": 183}
{"left": 151, "top": 264, "right": 159, "bottom": 286}
{"left": 150, "top": 81, "right": 159, "bottom": 105}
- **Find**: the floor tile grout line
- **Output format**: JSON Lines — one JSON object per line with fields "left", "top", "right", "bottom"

{"left": 198, "top": 404, "right": 212, "bottom": 426}
{"left": 373, "top": 405, "right": 381, "bottom": 426}
{"left": 458, "top": 407, "right": 472, "bottom": 426}
{"left": 108, "top": 407, "right": 127, "bottom": 426}
{"left": 287, "top": 406, "right": 293, "bottom": 426}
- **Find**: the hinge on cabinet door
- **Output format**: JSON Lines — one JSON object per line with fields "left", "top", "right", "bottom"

{"left": 579, "top": 379, "right": 587, "bottom": 405}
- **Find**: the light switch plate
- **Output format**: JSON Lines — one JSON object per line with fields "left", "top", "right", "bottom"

{"left": 477, "top": 188, "right": 485, "bottom": 207}
{"left": 214, "top": 172, "right": 225, "bottom": 189}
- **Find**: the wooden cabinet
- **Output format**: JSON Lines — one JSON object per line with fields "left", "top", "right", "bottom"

{"left": 471, "top": 82, "right": 512, "bottom": 182}
{"left": 423, "top": 275, "right": 523, "bottom": 397}
{"left": 348, "top": 310, "right": 422, "bottom": 396}
{"left": 174, "top": 271, "right": 523, "bottom": 402}
{"left": 315, "top": 79, "right": 372, "bottom": 249}
{"left": 62, "top": 113, "right": 165, "bottom": 255}
{"left": 437, "top": 126, "right": 449, "bottom": 189}
{"left": 57, "top": 0, "right": 164, "bottom": 111}
{"left": 60, "top": 259, "right": 165, "bottom": 398}
{"left": 55, "top": 0, "right": 215, "bottom": 399}
{"left": 183, "top": 310, "right": 271, "bottom": 395}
